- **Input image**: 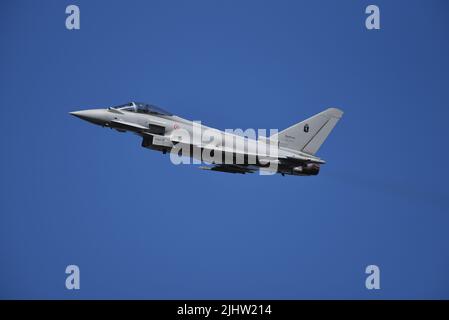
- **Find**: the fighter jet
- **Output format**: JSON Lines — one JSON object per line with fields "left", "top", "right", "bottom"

{"left": 70, "top": 102, "right": 343, "bottom": 176}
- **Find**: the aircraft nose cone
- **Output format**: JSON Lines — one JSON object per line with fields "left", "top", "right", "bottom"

{"left": 70, "top": 109, "right": 107, "bottom": 125}
{"left": 69, "top": 110, "right": 89, "bottom": 120}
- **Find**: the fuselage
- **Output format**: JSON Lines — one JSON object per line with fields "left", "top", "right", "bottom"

{"left": 70, "top": 102, "right": 326, "bottom": 176}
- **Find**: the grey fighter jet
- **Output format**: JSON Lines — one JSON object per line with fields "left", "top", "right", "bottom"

{"left": 70, "top": 102, "right": 343, "bottom": 176}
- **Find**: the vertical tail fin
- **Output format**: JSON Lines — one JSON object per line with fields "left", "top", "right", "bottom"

{"left": 271, "top": 108, "right": 343, "bottom": 155}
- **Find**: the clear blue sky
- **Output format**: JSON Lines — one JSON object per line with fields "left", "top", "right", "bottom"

{"left": 1, "top": 0, "right": 449, "bottom": 299}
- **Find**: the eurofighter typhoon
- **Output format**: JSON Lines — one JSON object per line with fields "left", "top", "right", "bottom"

{"left": 70, "top": 102, "right": 343, "bottom": 176}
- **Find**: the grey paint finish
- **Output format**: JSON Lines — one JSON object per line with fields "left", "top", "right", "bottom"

{"left": 70, "top": 102, "right": 343, "bottom": 176}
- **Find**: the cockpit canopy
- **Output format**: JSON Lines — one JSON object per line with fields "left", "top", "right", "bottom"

{"left": 112, "top": 102, "right": 172, "bottom": 116}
